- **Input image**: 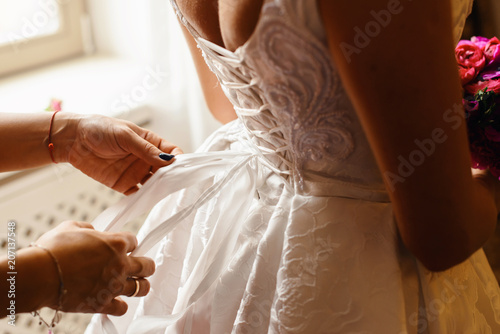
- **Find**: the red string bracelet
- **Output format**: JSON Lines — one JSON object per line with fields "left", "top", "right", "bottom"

{"left": 48, "top": 110, "right": 60, "bottom": 164}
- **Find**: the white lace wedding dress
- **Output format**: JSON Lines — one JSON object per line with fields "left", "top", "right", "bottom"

{"left": 87, "top": 0, "right": 500, "bottom": 333}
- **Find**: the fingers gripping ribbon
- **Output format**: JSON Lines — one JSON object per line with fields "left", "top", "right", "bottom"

{"left": 91, "top": 151, "right": 259, "bottom": 334}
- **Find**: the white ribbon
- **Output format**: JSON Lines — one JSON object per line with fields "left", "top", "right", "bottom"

{"left": 90, "top": 151, "right": 260, "bottom": 333}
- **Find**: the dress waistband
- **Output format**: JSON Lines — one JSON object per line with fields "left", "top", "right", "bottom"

{"left": 300, "top": 176, "right": 390, "bottom": 203}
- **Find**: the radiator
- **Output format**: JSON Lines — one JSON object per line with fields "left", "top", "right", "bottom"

{"left": 0, "top": 108, "right": 152, "bottom": 334}
{"left": 0, "top": 163, "right": 149, "bottom": 334}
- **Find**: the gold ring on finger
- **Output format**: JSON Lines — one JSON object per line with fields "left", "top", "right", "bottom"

{"left": 129, "top": 278, "right": 140, "bottom": 297}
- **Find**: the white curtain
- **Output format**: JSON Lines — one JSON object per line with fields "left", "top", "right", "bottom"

{"left": 86, "top": 0, "right": 222, "bottom": 152}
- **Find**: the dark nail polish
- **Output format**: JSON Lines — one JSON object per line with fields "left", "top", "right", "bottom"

{"left": 159, "top": 153, "right": 175, "bottom": 161}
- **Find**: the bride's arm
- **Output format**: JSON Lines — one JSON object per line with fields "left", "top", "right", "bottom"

{"left": 179, "top": 24, "right": 237, "bottom": 124}
{"left": 318, "top": 0, "right": 498, "bottom": 271}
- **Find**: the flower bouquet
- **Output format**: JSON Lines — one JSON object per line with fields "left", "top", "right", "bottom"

{"left": 456, "top": 36, "right": 500, "bottom": 177}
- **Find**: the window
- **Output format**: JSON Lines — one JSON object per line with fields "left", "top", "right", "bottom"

{"left": 0, "top": 0, "right": 86, "bottom": 77}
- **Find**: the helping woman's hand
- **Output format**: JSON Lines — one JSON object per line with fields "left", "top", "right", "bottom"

{"left": 34, "top": 221, "right": 154, "bottom": 316}
{"left": 53, "top": 113, "right": 183, "bottom": 195}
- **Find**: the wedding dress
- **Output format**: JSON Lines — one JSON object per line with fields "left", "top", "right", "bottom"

{"left": 86, "top": 0, "right": 500, "bottom": 333}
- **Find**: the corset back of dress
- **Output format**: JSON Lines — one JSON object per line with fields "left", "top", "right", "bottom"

{"left": 87, "top": 2, "right": 500, "bottom": 333}
{"left": 171, "top": 0, "right": 473, "bottom": 198}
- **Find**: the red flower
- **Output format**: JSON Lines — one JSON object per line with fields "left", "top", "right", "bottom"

{"left": 458, "top": 66, "right": 477, "bottom": 85}
{"left": 455, "top": 41, "right": 486, "bottom": 85}
{"left": 484, "top": 37, "right": 500, "bottom": 68}
{"left": 464, "top": 79, "right": 500, "bottom": 95}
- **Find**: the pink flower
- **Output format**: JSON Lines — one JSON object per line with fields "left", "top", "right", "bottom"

{"left": 51, "top": 99, "right": 62, "bottom": 112}
{"left": 456, "top": 40, "right": 486, "bottom": 84}
{"left": 464, "top": 79, "right": 500, "bottom": 95}
{"left": 471, "top": 36, "right": 490, "bottom": 49}
{"left": 46, "top": 98, "right": 62, "bottom": 112}
{"left": 481, "top": 69, "right": 500, "bottom": 80}
{"left": 484, "top": 37, "right": 500, "bottom": 68}
{"left": 463, "top": 98, "right": 479, "bottom": 116}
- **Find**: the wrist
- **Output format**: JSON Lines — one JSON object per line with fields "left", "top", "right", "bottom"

{"left": 48, "top": 112, "right": 82, "bottom": 164}
{"left": 17, "top": 247, "right": 60, "bottom": 311}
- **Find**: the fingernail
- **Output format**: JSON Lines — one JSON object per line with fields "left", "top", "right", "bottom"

{"left": 159, "top": 153, "right": 175, "bottom": 161}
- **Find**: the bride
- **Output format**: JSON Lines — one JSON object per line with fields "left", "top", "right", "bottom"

{"left": 88, "top": 0, "right": 500, "bottom": 333}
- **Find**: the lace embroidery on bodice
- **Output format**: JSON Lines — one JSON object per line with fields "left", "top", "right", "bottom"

{"left": 171, "top": 0, "right": 473, "bottom": 197}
